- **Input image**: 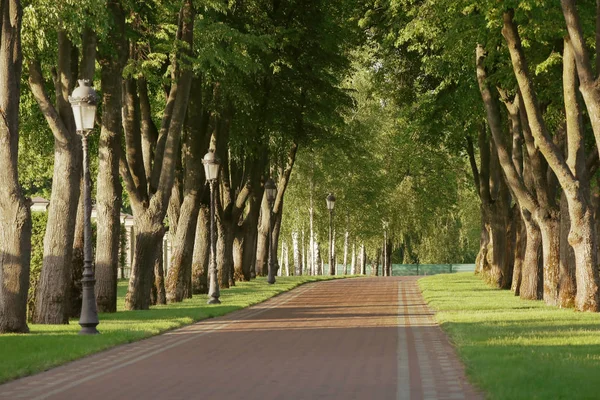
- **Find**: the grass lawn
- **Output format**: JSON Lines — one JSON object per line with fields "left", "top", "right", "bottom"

{"left": 418, "top": 272, "right": 600, "bottom": 400}
{"left": 0, "top": 275, "right": 344, "bottom": 384}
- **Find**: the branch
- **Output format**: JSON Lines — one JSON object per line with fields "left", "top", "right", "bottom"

{"left": 273, "top": 141, "right": 298, "bottom": 214}
{"left": 122, "top": 78, "right": 149, "bottom": 197}
{"left": 27, "top": 60, "right": 71, "bottom": 145}
{"left": 138, "top": 77, "right": 159, "bottom": 182}
{"left": 466, "top": 136, "right": 481, "bottom": 197}
{"left": 476, "top": 43, "right": 537, "bottom": 212}
{"left": 561, "top": 0, "right": 596, "bottom": 86}
{"left": 477, "top": 121, "right": 492, "bottom": 204}
{"left": 119, "top": 150, "right": 144, "bottom": 210}
{"left": 502, "top": 10, "right": 578, "bottom": 198}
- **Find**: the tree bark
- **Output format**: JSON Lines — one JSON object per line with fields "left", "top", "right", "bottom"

{"left": 154, "top": 233, "right": 166, "bottom": 305}
{"left": 0, "top": 0, "right": 32, "bottom": 333}
{"left": 503, "top": 13, "right": 599, "bottom": 310}
{"left": 241, "top": 189, "right": 261, "bottom": 280}
{"left": 520, "top": 210, "right": 543, "bottom": 300}
{"left": 559, "top": 192, "right": 577, "bottom": 307}
{"left": 351, "top": 242, "right": 356, "bottom": 275}
{"left": 165, "top": 77, "right": 210, "bottom": 303}
{"left": 511, "top": 206, "right": 526, "bottom": 295}
{"left": 191, "top": 202, "right": 210, "bottom": 294}
{"left": 256, "top": 192, "right": 270, "bottom": 277}
{"left": 343, "top": 212, "right": 349, "bottom": 274}
{"left": 123, "top": 0, "right": 195, "bottom": 309}
{"left": 29, "top": 31, "right": 82, "bottom": 323}
{"left": 293, "top": 231, "right": 302, "bottom": 276}
{"left": 95, "top": 1, "right": 127, "bottom": 312}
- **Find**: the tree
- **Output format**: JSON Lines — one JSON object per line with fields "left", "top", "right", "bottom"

{"left": 0, "top": 0, "right": 32, "bottom": 333}
{"left": 94, "top": 0, "right": 128, "bottom": 313}
{"left": 121, "top": 0, "right": 195, "bottom": 310}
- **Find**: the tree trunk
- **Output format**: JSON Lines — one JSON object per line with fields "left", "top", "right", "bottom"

{"left": 374, "top": 248, "right": 381, "bottom": 276}
{"left": 360, "top": 245, "right": 367, "bottom": 275}
{"left": 242, "top": 210, "right": 259, "bottom": 281}
{"left": 343, "top": 221, "right": 349, "bottom": 275}
{"left": 255, "top": 194, "right": 270, "bottom": 277}
{"left": 233, "top": 226, "right": 245, "bottom": 281}
{"left": 95, "top": 5, "right": 126, "bottom": 312}
{"left": 511, "top": 206, "right": 526, "bottom": 295}
{"left": 166, "top": 193, "right": 201, "bottom": 302}
{"left": 537, "top": 214, "right": 561, "bottom": 306}
{"left": 309, "top": 185, "right": 315, "bottom": 276}
{"left": 29, "top": 29, "right": 86, "bottom": 324}
{"left": 568, "top": 198, "right": 599, "bottom": 311}
{"left": 302, "top": 230, "right": 307, "bottom": 275}
{"left": 520, "top": 211, "right": 543, "bottom": 300}
{"left": 216, "top": 208, "right": 231, "bottom": 289}
{"left": 125, "top": 216, "right": 164, "bottom": 310}
{"left": 154, "top": 234, "right": 166, "bottom": 305}
{"left": 165, "top": 82, "right": 209, "bottom": 302}
{"left": 34, "top": 143, "right": 81, "bottom": 324}
{"left": 283, "top": 241, "right": 290, "bottom": 276}
{"left": 351, "top": 243, "right": 356, "bottom": 274}
{"left": 559, "top": 192, "right": 576, "bottom": 307}
{"left": 0, "top": 0, "right": 32, "bottom": 333}
{"left": 191, "top": 204, "right": 210, "bottom": 294}
{"left": 293, "top": 231, "right": 302, "bottom": 275}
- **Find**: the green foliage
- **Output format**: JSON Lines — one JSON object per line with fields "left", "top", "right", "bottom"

{"left": 280, "top": 52, "right": 479, "bottom": 264}
{"left": 420, "top": 273, "right": 600, "bottom": 399}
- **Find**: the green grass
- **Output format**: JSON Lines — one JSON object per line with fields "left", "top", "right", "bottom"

{"left": 418, "top": 272, "right": 600, "bottom": 400}
{"left": 0, "top": 275, "right": 346, "bottom": 384}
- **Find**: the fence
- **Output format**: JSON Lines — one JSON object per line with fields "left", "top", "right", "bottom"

{"left": 333, "top": 263, "right": 475, "bottom": 276}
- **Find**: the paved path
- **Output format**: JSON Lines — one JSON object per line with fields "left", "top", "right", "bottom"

{"left": 0, "top": 277, "right": 483, "bottom": 400}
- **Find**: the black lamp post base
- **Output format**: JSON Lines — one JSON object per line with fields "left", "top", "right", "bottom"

{"left": 79, "top": 325, "right": 100, "bottom": 335}
{"left": 207, "top": 296, "right": 221, "bottom": 304}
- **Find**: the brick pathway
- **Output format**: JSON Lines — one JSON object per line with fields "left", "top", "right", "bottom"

{"left": 0, "top": 277, "right": 483, "bottom": 400}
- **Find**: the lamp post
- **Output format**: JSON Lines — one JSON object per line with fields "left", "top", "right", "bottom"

{"left": 69, "top": 79, "right": 99, "bottom": 335}
{"left": 203, "top": 150, "right": 221, "bottom": 304}
{"left": 265, "top": 178, "right": 277, "bottom": 284}
{"left": 326, "top": 193, "right": 336, "bottom": 275}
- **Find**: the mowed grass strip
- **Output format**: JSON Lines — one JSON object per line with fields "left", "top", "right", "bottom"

{"left": 0, "top": 275, "right": 345, "bottom": 384}
{"left": 418, "top": 272, "right": 600, "bottom": 400}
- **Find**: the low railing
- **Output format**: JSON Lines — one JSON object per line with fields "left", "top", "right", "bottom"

{"left": 332, "top": 263, "right": 476, "bottom": 276}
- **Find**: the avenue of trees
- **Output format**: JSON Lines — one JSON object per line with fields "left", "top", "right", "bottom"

{"left": 3, "top": 0, "right": 600, "bottom": 334}
{"left": 355, "top": 0, "right": 600, "bottom": 311}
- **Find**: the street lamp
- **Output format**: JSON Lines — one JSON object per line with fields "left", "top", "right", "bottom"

{"left": 203, "top": 150, "right": 221, "bottom": 304}
{"left": 69, "top": 79, "right": 99, "bottom": 335}
{"left": 326, "top": 193, "right": 336, "bottom": 275}
{"left": 265, "top": 178, "right": 277, "bottom": 284}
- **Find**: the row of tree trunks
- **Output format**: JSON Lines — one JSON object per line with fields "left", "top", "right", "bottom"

{"left": 468, "top": 7, "right": 600, "bottom": 312}
{"left": 502, "top": 10, "right": 599, "bottom": 311}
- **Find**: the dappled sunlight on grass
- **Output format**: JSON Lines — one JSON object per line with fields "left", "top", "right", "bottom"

{"left": 0, "top": 275, "right": 347, "bottom": 384}
{"left": 419, "top": 272, "right": 600, "bottom": 400}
